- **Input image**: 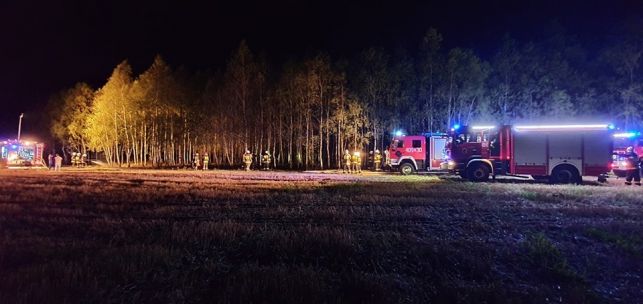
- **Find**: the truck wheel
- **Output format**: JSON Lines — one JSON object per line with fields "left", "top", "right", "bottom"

{"left": 467, "top": 163, "right": 490, "bottom": 182}
{"left": 550, "top": 166, "right": 579, "bottom": 184}
{"left": 399, "top": 163, "right": 415, "bottom": 175}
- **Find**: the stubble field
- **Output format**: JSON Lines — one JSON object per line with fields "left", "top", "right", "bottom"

{"left": 0, "top": 169, "right": 641, "bottom": 303}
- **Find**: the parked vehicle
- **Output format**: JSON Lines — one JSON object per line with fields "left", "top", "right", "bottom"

{"left": 446, "top": 124, "right": 613, "bottom": 183}
{"left": 0, "top": 139, "right": 45, "bottom": 168}
{"left": 387, "top": 132, "right": 449, "bottom": 175}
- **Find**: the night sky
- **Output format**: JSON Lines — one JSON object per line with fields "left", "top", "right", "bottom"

{"left": 0, "top": 0, "right": 641, "bottom": 138}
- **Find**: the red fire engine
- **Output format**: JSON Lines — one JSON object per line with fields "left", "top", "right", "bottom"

{"left": 0, "top": 139, "right": 45, "bottom": 168}
{"left": 446, "top": 124, "right": 613, "bottom": 183}
{"left": 387, "top": 132, "right": 449, "bottom": 174}
{"left": 611, "top": 131, "right": 643, "bottom": 177}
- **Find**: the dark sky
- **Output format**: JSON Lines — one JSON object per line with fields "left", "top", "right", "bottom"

{"left": 0, "top": 0, "right": 641, "bottom": 138}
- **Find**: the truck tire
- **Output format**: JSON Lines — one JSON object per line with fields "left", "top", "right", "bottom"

{"left": 467, "top": 163, "right": 490, "bottom": 182}
{"left": 550, "top": 165, "right": 580, "bottom": 184}
{"left": 399, "top": 162, "right": 415, "bottom": 175}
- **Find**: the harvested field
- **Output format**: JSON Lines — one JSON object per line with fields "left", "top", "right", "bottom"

{"left": 0, "top": 169, "right": 641, "bottom": 303}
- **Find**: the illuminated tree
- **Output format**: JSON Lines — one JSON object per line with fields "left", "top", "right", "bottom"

{"left": 85, "top": 60, "right": 134, "bottom": 165}
{"left": 48, "top": 82, "right": 94, "bottom": 157}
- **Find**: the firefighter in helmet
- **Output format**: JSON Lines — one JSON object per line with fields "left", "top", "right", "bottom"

{"left": 374, "top": 149, "right": 382, "bottom": 171}
{"left": 343, "top": 149, "right": 352, "bottom": 173}
{"left": 70, "top": 152, "right": 76, "bottom": 167}
{"left": 81, "top": 152, "right": 87, "bottom": 167}
{"left": 624, "top": 146, "right": 641, "bottom": 186}
{"left": 262, "top": 151, "right": 271, "bottom": 170}
{"left": 243, "top": 150, "right": 253, "bottom": 171}
{"left": 351, "top": 150, "right": 362, "bottom": 173}
{"left": 203, "top": 153, "right": 209, "bottom": 170}
{"left": 384, "top": 149, "right": 391, "bottom": 169}
{"left": 194, "top": 152, "right": 200, "bottom": 170}
{"left": 73, "top": 152, "right": 80, "bottom": 167}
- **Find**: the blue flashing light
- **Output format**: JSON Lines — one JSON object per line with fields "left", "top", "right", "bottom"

{"left": 608, "top": 124, "right": 615, "bottom": 130}
{"left": 11, "top": 145, "right": 17, "bottom": 149}
{"left": 395, "top": 130, "right": 403, "bottom": 137}
{"left": 613, "top": 132, "right": 637, "bottom": 138}
{"left": 453, "top": 124, "right": 461, "bottom": 130}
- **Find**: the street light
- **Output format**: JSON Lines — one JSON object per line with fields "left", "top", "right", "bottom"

{"left": 17, "top": 113, "right": 24, "bottom": 141}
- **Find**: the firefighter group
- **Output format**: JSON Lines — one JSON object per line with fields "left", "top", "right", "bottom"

{"left": 46, "top": 152, "right": 85, "bottom": 170}
{"left": 191, "top": 150, "right": 274, "bottom": 171}
{"left": 228, "top": 149, "right": 385, "bottom": 173}
{"left": 341, "top": 149, "right": 383, "bottom": 174}
{"left": 240, "top": 150, "right": 272, "bottom": 171}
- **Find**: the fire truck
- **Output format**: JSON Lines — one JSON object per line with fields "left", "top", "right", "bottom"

{"left": 387, "top": 132, "right": 450, "bottom": 174}
{"left": 611, "top": 131, "right": 643, "bottom": 177}
{"left": 0, "top": 139, "right": 45, "bottom": 168}
{"left": 446, "top": 124, "right": 613, "bottom": 183}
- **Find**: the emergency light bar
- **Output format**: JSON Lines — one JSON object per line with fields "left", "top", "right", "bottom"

{"left": 471, "top": 125, "right": 495, "bottom": 130}
{"left": 513, "top": 124, "right": 609, "bottom": 131}
{"left": 613, "top": 132, "right": 640, "bottom": 138}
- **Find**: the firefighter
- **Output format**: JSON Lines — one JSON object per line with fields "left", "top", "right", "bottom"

{"left": 81, "top": 152, "right": 87, "bottom": 167}
{"left": 262, "top": 151, "right": 271, "bottom": 170}
{"left": 72, "top": 152, "right": 79, "bottom": 167}
{"left": 194, "top": 152, "right": 200, "bottom": 170}
{"left": 203, "top": 153, "right": 209, "bottom": 170}
{"left": 624, "top": 146, "right": 641, "bottom": 186}
{"left": 342, "top": 149, "right": 352, "bottom": 173}
{"left": 48, "top": 153, "right": 54, "bottom": 170}
{"left": 243, "top": 150, "right": 253, "bottom": 171}
{"left": 374, "top": 149, "right": 382, "bottom": 171}
{"left": 54, "top": 154, "right": 62, "bottom": 171}
{"left": 351, "top": 151, "right": 362, "bottom": 173}
{"left": 368, "top": 151, "right": 374, "bottom": 170}
{"left": 384, "top": 149, "right": 391, "bottom": 169}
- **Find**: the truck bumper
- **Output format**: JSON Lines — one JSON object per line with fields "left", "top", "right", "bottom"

{"left": 448, "top": 162, "right": 466, "bottom": 176}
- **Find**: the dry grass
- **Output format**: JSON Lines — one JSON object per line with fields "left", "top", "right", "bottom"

{"left": 0, "top": 169, "right": 641, "bottom": 303}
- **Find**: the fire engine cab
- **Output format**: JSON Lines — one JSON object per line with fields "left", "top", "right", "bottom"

{"left": 447, "top": 124, "right": 613, "bottom": 183}
{"left": 387, "top": 132, "right": 449, "bottom": 175}
{"left": 0, "top": 139, "right": 45, "bottom": 168}
{"left": 611, "top": 132, "right": 643, "bottom": 177}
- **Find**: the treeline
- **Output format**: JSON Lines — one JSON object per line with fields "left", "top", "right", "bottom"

{"left": 48, "top": 28, "right": 643, "bottom": 168}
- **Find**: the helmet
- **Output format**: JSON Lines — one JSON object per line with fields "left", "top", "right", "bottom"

{"left": 375, "top": 149, "right": 380, "bottom": 153}
{"left": 345, "top": 149, "right": 349, "bottom": 154}
{"left": 265, "top": 151, "right": 269, "bottom": 154}
{"left": 626, "top": 146, "right": 633, "bottom": 153}
{"left": 246, "top": 150, "right": 250, "bottom": 153}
